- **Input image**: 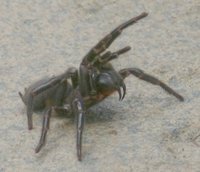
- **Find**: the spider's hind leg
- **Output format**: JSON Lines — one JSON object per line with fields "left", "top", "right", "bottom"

{"left": 35, "top": 107, "right": 52, "bottom": 153}
{"left": 18, "top": 91, "right": 25, "bottom": 104}
{"left": 34, "top": 104, "right": 72, "bottom": 153}
{"left": 26, "top": 76, "right": 66, "bottom": 130}
{"left": 119, "top": 68, "right": 184, "bottom": 101}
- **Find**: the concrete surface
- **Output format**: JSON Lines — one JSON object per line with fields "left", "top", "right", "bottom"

{"left": 0, "top": 0, "right": 199, "bottom": 172}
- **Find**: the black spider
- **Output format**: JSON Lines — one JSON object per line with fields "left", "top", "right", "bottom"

{"left": 19, "top": 12, "right": 184, "bottom": 161}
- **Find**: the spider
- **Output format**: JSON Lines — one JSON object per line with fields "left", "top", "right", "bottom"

{"left": 19, "top": 12, "right": 184, "bottom": 161}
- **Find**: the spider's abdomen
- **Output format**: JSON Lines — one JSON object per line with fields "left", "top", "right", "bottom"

{"left": 21, "top": 76, "right": 72, "bottom": 111}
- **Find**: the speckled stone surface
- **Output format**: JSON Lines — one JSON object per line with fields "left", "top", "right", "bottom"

{"left": 0, "top": 0, "right": 199, "bottom": 172}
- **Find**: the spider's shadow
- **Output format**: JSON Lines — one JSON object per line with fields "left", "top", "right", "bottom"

{"left": 34, "top": 103, "right": 117, "bottom": 126}
{"left": 85, "top": 105, "right": 117, "bottom": 124}
{"left": 62, "top": 107, "right": 116, "bottom": 125}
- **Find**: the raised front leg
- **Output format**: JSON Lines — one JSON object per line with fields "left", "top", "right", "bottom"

{"left": 81, "top": 12, "right": 148, "bottom": 65}
{"left": 119, "top": 68, "right": 184, "bottom": 101}
{"left": 93, "top": 46, "right": 131, "bottom": 65}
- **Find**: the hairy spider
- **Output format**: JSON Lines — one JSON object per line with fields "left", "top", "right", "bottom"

{"left": 19, "top": 12, "right": 184, "bottom": 161}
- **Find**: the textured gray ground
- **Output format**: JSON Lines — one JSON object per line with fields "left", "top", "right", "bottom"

{"left": 0, "top": 0, "right": 199, "bottom": 172}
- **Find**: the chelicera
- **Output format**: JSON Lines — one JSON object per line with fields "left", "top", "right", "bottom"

{"left": 19, "top": 12, "right": 184, "bottom": 161}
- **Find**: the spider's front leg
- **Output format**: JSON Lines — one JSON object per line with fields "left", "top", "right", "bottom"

{"left": 81, "top": 12, "right": 148, "bottom": 65}
{"left": 119, "top": 68, "right": 184, "bottom": 101}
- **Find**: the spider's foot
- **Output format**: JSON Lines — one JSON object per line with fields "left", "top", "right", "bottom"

{"left": 27, "top": 114, "right": 33, "bottom": 130}
{"left": 35, "top": 143, "right": 44, "bottom": 153}
{"left": 77, "top": 147, "right": 82, "bottom": 161}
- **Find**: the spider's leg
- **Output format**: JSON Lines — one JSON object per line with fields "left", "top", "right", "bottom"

{"left": 119, "top": 68, "right": 184, "bottom": 101}
{"left": 73, "top": 93, "right": 85, "bottom": 161}
{"left": 27, "top": 77, "right": 64, "bottom": 130}
{"left": 35, "top": 105, "right": 71, "bottom": 153}
{"left": 97, "top": 46, "right": 131, "bottom": 64}
{"left": 35, "top": 108, "right": 52, "bottom": 153}
{"left": 79, "top": 64, "right": 97, "bottom": 97}
{"left": 81, "top": 12, "right": 148, "bottom": 65}
{"left": 18, "top": 91, "right": 25, "bottom": 104}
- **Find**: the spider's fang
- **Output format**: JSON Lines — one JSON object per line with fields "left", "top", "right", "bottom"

{"left": 116, "top": 86, "right": 122, "bottom": 101}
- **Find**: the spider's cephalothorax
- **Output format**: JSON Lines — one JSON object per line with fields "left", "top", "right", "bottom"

{"left": 19, "top": 12, "right": 184, "bottom": 161}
